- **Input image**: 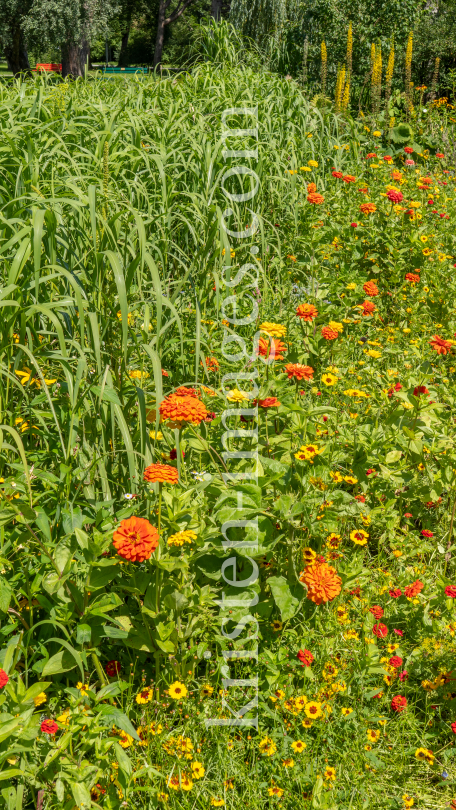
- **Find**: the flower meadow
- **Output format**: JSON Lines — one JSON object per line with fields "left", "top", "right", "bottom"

{"left": 1, "top": 62, "right": 456, "bottom": 810}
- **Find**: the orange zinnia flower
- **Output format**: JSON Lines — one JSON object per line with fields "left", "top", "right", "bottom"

{"left": 300, "top": 562, "right": 342, "bottom": 605}
{"left": 307, "top": 192, "right": 324, "bottom": 204}
{"left": 363, "top": 281, "right": 379, "bottom": 297}
{"left": 284, "top": 364, "right": 314, "bottom": 381}
{"left": 430, "top": 334, "right": 452, "bottom": 355}
{"left": 205, "top": 357, "right": 219, "bottom": 372}
{"left": 342, "top": 174, "right": 356, "bottom": 183}
{"left": 321, "top": 326, "right": 339, "bottom": 340}
{"left": 296, "top": 303, "right": 318, "bottom": 321}
{"left": 143, "top": 463, "right": 179, "bottom": 485}
{"left": 113, "top": 516, "right": 159, "bottom": 562}
{"left": 159, "top": 395, "right": 208, "bottom": 425}
{"left": 258, "top": 397, "right": 281, "bottom": 408}
{"left": 257, "top": 337, "right": 287, "bottom": 361}
{"left": 361, "top": 300, "right": 376, "bottom": 316}
{"left": 307, "top": 182, "right": 317, "bottom": 193}
{"left": 405, "top": 272, "right": 420, "bottom": 283}
{"left": 174, "top": 386, "right": 200, "bottom": 397}
{"left": 359, "top": 202, "right": 377, "bottom": 215}
{"left": 404, "top": 579, "right": 424, "bottom": 598}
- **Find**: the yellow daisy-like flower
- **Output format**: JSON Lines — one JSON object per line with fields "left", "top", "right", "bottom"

{"left": 259, "top": 322, "right": 287, "bottom": 338}
{"left": 422, "top": 248, "right": 433, "bottom": 256}
{"left": 271, "top": 620, "right": 283, "bottom": 631}
{"left": 365, "top": 350, "right": 381, "bottom": 358}
{"left": 403, "top": 796, "right": 414, "bottom": 808}
{"left": 324, "top": 766, "right": 336, "bottom": 781}
{"left": 149, "top": 430, "right": 164, "bottom": 440}
{"left": 420, "top": 234, "right": 428, "bottom": 242}
{"left": 119, "top": 730, "right": 133, "bottom": 748}
{"left": 373, "top": 130, "right": 381, "bottom": 136}
{"left": 76, "top": 682, "right": 89, "bottom": 696}
{"left": 321, "top": 373, "right": 338, "bottom": 386}
{"left": 344, "top": 475, "right": 358, "bottom": 484}
{"left": 226, "top": 388, "right": 248, "bottom": 403}
{"left": 57, "top": 710, "right": 70, "bottom": 726}
{"left": 136, "top": 687, "right": 153, "bottom": 705}
{"left": 302, "top": 717, "right": 313, "bottom": 728}
{"left": 330, "top": 471, "right": 344, "bottom": 482}
{"left": 157, "top": 792, "right": 168, "bottom": 802}
{"left": 415, "top": 747, "right": 434, "bottom": 764}
{"left": 211, "top": 800, "right": 225, "bottom": 807}
{"left": 341, "top": 707, "right": 353, "bottom": 716}
{"left": 308, "top": 159, "right": 319, "bottom": 167}
{"left": 328, "top": 320, "right": 343, "bottom": 333}
{"left": 291, "top": 740, "right": 307, "bottom": 753}
{"left": 259, "top": 736, "right": 277, "bottom": 756}
{"left": 168, "top": 681, "right": 188, "bottom": 700}
{"left": 367, "top": 728, "right": 380, "bottom": 742}
{"left": 34, "top": 692, "right": 47, "bottom": 707}
{"left": 350, "top": 529, "right": 369, "bottom": 546}
{"left": 300, "top": 166, "right": 311, "bottom": 171}
{"left": 302, "top": 547, "right": 317, "bottom": 564}
{"left": 282, "top": 758, "right": 295, "bottom": 768}
{"left": 344, "top": 630, "right": 359, "bottom": 640}
{"left": 346, "top": 283, "right": 357, "bottom": 290}
{"left": 201, "top": 684, "right": 214, "bottom": 697}
{"left": 326, "top": 533, "right": 341, "bottom": 549}
{"left": 304, "top": 701, "right": 322, "bottom": 719}
{"left": 149, "top": 721, "right": 163, "bottom": 735}
{"left": 191, "top": 762, "right": 205, "bottom": 779}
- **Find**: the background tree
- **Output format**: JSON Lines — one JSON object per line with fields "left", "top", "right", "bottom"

{"left": 153, "top": 0, "right": 199, "bottom": 67}
{"left": 0, "top": 0, "right": 33, "bottom": 75}
{"left": 23, "top": 0, "right": 119, "bottom": 77}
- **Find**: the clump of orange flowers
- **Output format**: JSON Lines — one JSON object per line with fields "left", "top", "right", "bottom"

{"left": 321, "top": 326, "right": 339, "bottom": 340}
{"left": 300, "top": 561, "right": 342, "bottom": 605}
{"left": 361, "top": 300, "right": 376, "bottom": 316}
{"left": 143, "top": 463, "right": 179, "bottom": 485}
{"left": 363, "top": 281, "right": 379, "bottom": 297}
{"left": 159, "top": 393, "right": 208, "bottom": 426}
{"left": 113, "top": 516, "right": 159, "bottom": 562}
{"left": 257, "top": 337, "right": 287, "bottom": 362}
{"left": 307, "top": 192, "right": 324, "bottom": 205}
{"left": 284, "top": 364, "right": 314, "bottom": 381}
{"left": 430, "top": 335, "right": 452, "bottom": 355}
{"left": 307, "top": 182, "right": 317, "bottom": 193}
{"left": 359, "top": 202, "right": 377, "bottom": 215}
{"left": 296, "top": 303, "right": 318, "bottom": 321}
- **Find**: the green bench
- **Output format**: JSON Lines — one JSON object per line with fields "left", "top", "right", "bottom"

{"left": 102, "top": 66, "right": 148, "bottom": 77}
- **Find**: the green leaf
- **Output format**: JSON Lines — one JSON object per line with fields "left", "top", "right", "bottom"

{"left": 98, "top": 705, "right": 140, "bottom": 741}
{"left": 114, "top": 741, "right": 132, "bottom": 776}
{"left": 385, "top": 450, "right": 401, "bottom": 463}
{"left": 70, "top": 780, "right": 92, "bottom": 810}
{"left": 76, "top": 624, "right": 91, "bottom": 645}
{"left": 22, "top": 682, "right": 51, "bottom": 704}
{"left": 0, "top": 582, "right": 12, "bottom": 614}
{"left": 42, "top": 651, "right": 77, "bottom": 677}
{"left": 268, "top": 576, "right": 301, "bottom": 621}
{"left": 89, "top": 564, "right": 120, "bottom": 589}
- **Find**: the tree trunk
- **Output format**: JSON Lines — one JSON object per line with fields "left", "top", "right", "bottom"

{"left": 210, "top": 0, "right": 222, "bottom": 20}
{"left": 118, "top": 20, "right": 132, "bottom": 66}
{"left": 153, "top": 0, "right": 167, "bottom": 69}
{"left": 4, "top": 23, "right": 30, "bottom": 77}
{"left": 61, "top": 38, "right": 90, "bottom": 78}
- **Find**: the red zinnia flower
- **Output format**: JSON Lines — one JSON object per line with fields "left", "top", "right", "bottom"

{"left": 373, "top": 622, "right": 388, "bottom": 638}
{"left": 343, "top": 174, "right": 356, "bottom": 183}
{"left": 389, "top": 588, "right": 402, "bottom": 598}
{"left": 355, "top": 494, "right": 366, "bottom": 503}
{"left": 399, "top": 670, "right": 408, "bottom": 682}
{"left": 405, "top": 272, "right": 420, "bottom": 283}
{"left": 451, "top": 722, "right": 456, "bottom": 733}
{"left": 351, "top": 222, "right": 358, "bottom": 227}
{"left": 41, "top": 719, "right": 59, "bottom": 735}
{"left": 391, "top": 695, "right": 407, "bottom": 713}
{"left": 369, "top": 605, "right": 384, "bottom": 620}
{"left": 404, "top": 580, "right": 424, "bottom": 598}
{"left": 389, "top": 656, "right": 403, "bottom": 668}
{"left": 394, "top": 629, "right": 404, "bottom": 636}
{"left": 436, "top": 152, "right": 444, "bottom": 158}
{"left": 0, "top": 669, "right": 8, "bottom": 688}
{"left": 413, "top": 386, "right": 429, "bottom": 397}
{"left": 297, "top": 649, "right": 314, "bottom": 666}
{"left": 387, "top": 189, "right": 403, "bottom": 203}
{"left": 421, "top": 529, "right": 433, "bottom": 538}
{"left": 366, "top": 153, "right": 377, "bottom": 158}
{"left": 105, "top": 660, "right": 121, "bottom": 677}
{"left": 332, "top": 170, "right": 343, "bottom": 178}
{"left": 445, "top": 586, "right": 456, "bottom": 598}
{"left": 388, "top": 382, "right": 402, "bottom": 398}
{"left": 404, "top": 147, "right": 414, "bottom": 154}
